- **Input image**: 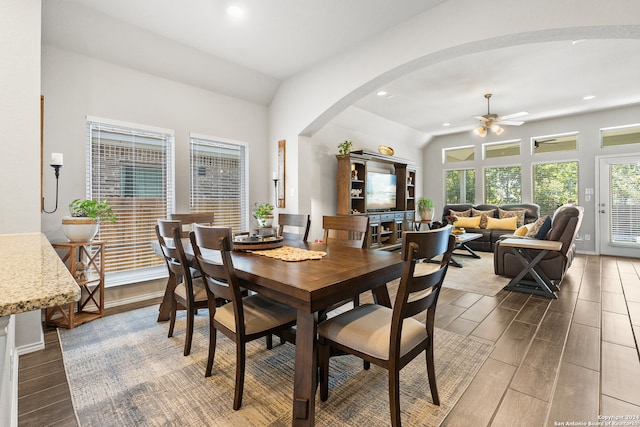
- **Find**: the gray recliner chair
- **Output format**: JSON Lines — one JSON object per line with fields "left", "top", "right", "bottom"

{"left": 494, "top": 204, "right": 584, "bottom": 283}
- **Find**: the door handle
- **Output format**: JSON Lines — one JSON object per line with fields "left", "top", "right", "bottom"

{"left": 599, "top": 210, "right": 606, "bottom": 213}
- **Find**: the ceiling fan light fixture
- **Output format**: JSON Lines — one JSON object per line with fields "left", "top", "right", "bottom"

{"left": 474, "top": 126, "right": 487, "bottom": 137}
{"left": 492, "top": 124, "right": 504, "bottom": 135}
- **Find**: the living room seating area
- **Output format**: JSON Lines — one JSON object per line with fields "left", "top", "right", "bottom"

{"left": 440, "top": 203, "right": 540, "bottom": 251}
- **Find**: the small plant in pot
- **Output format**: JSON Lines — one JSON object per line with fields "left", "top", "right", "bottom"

{"left": 253, "top": 202, "right": 274, "bottom": 228}
{"left": 337, "top": 140, "right": 353, "bottom": 156}
{"left": 62, "top": 199, "right": 116, "bottom": 242}
{"left": 417, "top": 197, "right": 434, "bottom": 221}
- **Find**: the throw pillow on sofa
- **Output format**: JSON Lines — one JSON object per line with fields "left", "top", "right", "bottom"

{"left": 486, "top": 216, "right": 517, "bottom": 230}
{"left": 499, "top": 208, "right": 525, "bottom": 227}
{"left": 454, "top": 216, "right": 481, "bottom": 229}
{"left": 472, "top": 208, "right": 496, "bottom": 229}
{"left": 526, "top": 215, "right": 551, "bottom": 238}
{"left": 449, "top": 209, "right": 471, "bottom": 218}
{"left": 514, "top": 223, "right": 534, "bottom": 236}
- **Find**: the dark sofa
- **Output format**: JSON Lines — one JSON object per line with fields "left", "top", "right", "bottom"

{"left": 494, "top": 204, "right": 584, "bottom": 283}
{"left": 440, "top": 203, "right": 540, "bottom": 252}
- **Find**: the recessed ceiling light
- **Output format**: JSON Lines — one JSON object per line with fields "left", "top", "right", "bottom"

{"left": 583, "top": 94, "right": 596, "bottom": 100}
{"left": 442, "top": 122, "right": 451, "bottom": 127}
{"left": 572, "top": 39, "right": 586, "bottom": 45}
{"left": 226, "top": 5, "right": 245, "bottom": 19}
{"left": 376, "top": 91, "right": 387, "bottom": 96}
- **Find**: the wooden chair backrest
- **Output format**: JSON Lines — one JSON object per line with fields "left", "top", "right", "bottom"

{"left": 322, "top": 215, "right": 369, "bottom": 248}
{"left": 170, "top": 212, "right": 215, "bottom": 237}
{"left": 392, "top": 227, "right": 455, "bottom": 357}
{"left": 156, "top": 220, "right": 195, "bottom": 297}
{"left": 189, "top": 224, "right": 242, "bottom": 317}
{"left": 278, "top": 213, "right": 311, "bottom": 241}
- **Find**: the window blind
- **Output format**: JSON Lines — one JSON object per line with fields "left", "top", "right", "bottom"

{"left": 86, "top": 120, "right": 175, "bottom": 285}
{"left": 189, "top": 136, "right": 248, "bottom": 233}
{"left": 484, "top": 165, "right": 521, "bottom": 205}
{"left": 610, "top": 162, "right": 640, "bottom": 244}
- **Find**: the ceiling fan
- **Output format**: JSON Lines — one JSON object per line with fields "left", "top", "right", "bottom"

{"left": 473, "top": 93, "right": 528, "bottom": 137}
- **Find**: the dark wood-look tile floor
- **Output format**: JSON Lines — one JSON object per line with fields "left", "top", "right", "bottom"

{"left": 18, "top": 256, "right": 640, "bottom": 426}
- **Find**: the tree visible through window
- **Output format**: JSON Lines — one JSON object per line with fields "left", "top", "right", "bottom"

{"left": 484, "top": 166, "right": 521, "bottom": 205}
{"left": 533, "top": 161, "right": 579, "bottom": 216}
{"left": 445, "top": 169, "right": 475, "bottom": 204}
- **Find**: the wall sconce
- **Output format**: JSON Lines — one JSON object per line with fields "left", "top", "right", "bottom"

{"left": 272, "top": 172, "right": 279, "bottom": 207}
{"left": 42, "top": 153, "right": 63, "bottom": 214}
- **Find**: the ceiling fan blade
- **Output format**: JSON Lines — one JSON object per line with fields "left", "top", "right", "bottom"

{"left": 499, "top": 120, "right": 524, "bottom": 126}
{"left": 498, "top": 111, "right": 529, "bottom": 120}
{"left": 474, "top": 116, "right": 490, "bottom": 122}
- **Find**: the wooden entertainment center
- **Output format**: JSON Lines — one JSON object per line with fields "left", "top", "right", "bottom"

{"left": 336, "top": 150, "right": 416, "bottom": 250}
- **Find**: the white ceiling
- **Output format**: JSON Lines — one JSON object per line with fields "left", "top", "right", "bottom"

{"left": 41, "top": 0, "right": 640, "bottom": 138}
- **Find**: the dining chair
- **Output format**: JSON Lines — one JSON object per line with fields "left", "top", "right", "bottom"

{"left": 189, "top": 224, "right": 298, "bottom": 410}
{"left": 322, "top": 215, "right": 369, "bottom": 248}
{"left": 318, "top": 226, "right": 455, "bottom": 427}
{"left": 155, "top": 220, "right": 209, "bottom": 356}
{"left": 277, "top": 213, "right": 311, "bottom": 241}
{"left": 169, "top": 212, "right": 215, "bottom": 237}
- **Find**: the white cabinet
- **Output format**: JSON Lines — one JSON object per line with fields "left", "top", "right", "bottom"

{"left": 0, "top": 315, "right": 18, "bottom": 427}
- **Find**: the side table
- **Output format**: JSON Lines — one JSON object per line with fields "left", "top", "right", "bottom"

{"left": 45, "top": 241, "right": 105, "bottom": 328}
{"left": 499, "top": 238, "right": 562, "bottom": 299}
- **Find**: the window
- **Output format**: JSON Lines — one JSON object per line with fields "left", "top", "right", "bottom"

{"left": 484, "top": 166, "right": 521, "bottom": 204}
{"left": 443, "top": 146, "right": 474, "bottom": 163}
{"left": 445, "top": 169, "right": 475, "bottom": 204}
{"left": 533, "top": 133, "right": 577, "bottom": 154}
{"left": 533, "top": 161, "right": 579, "bottom": 216}
{"left": 87, "top": 118, "right": 175, "bottom": 285}
{"left": 610, "top": 162, "right": 640, "bottom": 243}
{"left": 602, "top": 124, "right": 640, "bottom": 147}
{"left": 483, "top": 140, "right": 520, "bottom": 159}
{"left": 190, "top": 135, "right": 248, "bottom": 233}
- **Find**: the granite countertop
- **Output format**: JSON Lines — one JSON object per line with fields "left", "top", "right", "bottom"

{"left": 0, "top": 233, "right": 80, "bottom": 317}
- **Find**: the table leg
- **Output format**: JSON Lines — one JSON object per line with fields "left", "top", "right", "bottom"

{"left": 292, "top": 310, "right": 318, "bottom": 426}
{"left": 457, "top": 243, "right": 481, "bottom": 259}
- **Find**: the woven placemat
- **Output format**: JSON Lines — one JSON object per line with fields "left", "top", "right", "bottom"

{"left": 248, "top": 245, "right": 327, "bottom": 262}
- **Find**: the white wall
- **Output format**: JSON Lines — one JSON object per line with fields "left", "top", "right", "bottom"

{"left": 268, "top": 0, "right": 640, "bottom": 224}
{"left": 422, "top": 104, "right": 640, "bottom": 254}
{"left": 40, "top": 46, "right": 270, "bottom": 242}
{"left": 0, "top": 0, "right": 45, "bottom": 358}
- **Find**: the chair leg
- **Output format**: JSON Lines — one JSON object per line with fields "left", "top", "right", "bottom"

{"left": 319, "top": 340, "right": 330, "bottom": 402}
{"left": 205, "top": 324, "right": 217, "bottom": 377}
{"left": 266, "top": 334, "right": 273, "bottom": 349}
{"left": 233, "top": 341, "right": 246, "bottom": 410}
{"left": 183, "top": 304, "right": 194, "bottom": 356}
{"left": 363, "top": 360, "right": 370, "bottom": 370}
{"left": 389, "top": 369, "right": 402, "bottom": 427}
{"left": 167, "top": 299, "right": 177, "bottom": 338}
{"left": 425, "top": 340, "right": 440, "bottom": 405}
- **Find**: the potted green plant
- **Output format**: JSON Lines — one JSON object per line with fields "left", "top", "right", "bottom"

{"left": 252, "top": 202, "right": 274, "bottom": 227}
{"left": 417, "top": 197, "right": 434, "bottom": 221}
{"left": 338, "top": 140, "right": 353, "bottom": 156}
{"left": 62, "top": 199, "right": 116, "bottom": 242}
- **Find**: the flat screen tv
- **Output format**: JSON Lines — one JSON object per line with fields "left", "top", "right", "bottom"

{"left": 366, "top": 171, "right": 397, "bottom": 211}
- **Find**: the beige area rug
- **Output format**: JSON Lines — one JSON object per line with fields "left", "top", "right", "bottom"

{"left": 426, "top": 251, "right": 511, "bottom": 296}
{"left": 59, "top": 305, "right": 492, "bottom": 426}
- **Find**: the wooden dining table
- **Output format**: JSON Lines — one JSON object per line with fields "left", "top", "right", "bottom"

{"left": 155, "top": 239, "right": 404, "bottom": 426}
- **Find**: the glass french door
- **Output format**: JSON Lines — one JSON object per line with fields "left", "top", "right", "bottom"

{"left": 598, "top": 155, "right": 640, "bottom": 257}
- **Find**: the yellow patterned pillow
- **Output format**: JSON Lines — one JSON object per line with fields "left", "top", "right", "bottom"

{"left": 499, "top": 209, "right": 525, "bottom": 227}
{"left": 514, "top": 224, "right": 530, "bottom": 236}
{"left": 472, "top": 208, "right": 496, "bottom": 229}
{"left": 486, "top": 216, "right": 517, "bottom": 230}
{"left": 454, "top": 216, "right": 481, "bottom": 229}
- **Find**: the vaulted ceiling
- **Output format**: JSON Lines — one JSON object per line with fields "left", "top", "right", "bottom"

{"left": 42, "top": 0, "right": 640, "bottom": 138}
